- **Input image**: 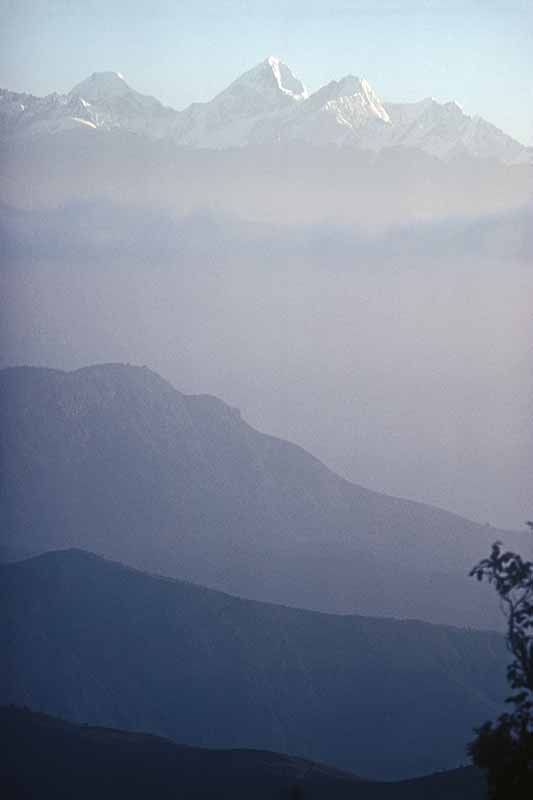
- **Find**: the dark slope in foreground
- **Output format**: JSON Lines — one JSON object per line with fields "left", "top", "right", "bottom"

{"left": 0, "top": 549, "right": 507, "bottom": 780}
{"left": 2, "top": 706, "right": 486, "bottom": 800}
{"left": 0, "top": 364, "right": 526, "bottom": 628}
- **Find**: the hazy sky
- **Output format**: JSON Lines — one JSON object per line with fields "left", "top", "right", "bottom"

{"left": 1, "top": 1, "right": 532, "bottom": 144}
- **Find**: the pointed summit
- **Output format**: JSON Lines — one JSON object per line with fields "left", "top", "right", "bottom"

{"left": 307, "top": 75, "right": 390, "bottom": 124}
{"left": 263, "top": 56, "right": 308, "bottom": 100}
{"left": 169, "top": 57, "right": 309, "bottom": 148}
{"left": 218, "top": 57, "right": 308, "bottom": 108}
{"left": 69, "top": 72, "right": 131, "bottom": 102}
{"left": 67, "top": 71, "right": 168, "bottom": 131}
{"left": 1, "top": 58, "right": 529, "bottom": 162}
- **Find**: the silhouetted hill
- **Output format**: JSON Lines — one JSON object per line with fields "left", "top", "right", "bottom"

{"left": 0, "top": 549, "right": 507, "bottom": 780}
{"left": 0, "top": 363, "right": 526, "bottom": 627}
{"left": 1, "top": 706, "right": 485, "bottom": 799}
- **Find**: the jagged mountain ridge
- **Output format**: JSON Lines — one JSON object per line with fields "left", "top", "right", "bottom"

{"left": 1, "top": 57, "right": 530, "bottom": 163}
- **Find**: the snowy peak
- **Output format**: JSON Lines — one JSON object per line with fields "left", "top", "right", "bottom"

{"left": 213, "top": 57, "right": 308, "bottom": 111}
{"left": 307, "top": 75, "right": 390, "bottom": 124}
{"left": 168, "top": 57, "right": 309, "bottom": 149}
{"left": 356, "top": 77, "right": 390, "bottom": 123}
{"left": 70, "top": 71, "right": 131, "bottom": 102}
{"left": 69, "top": 70, "right": 167, "bottom": 116}
{"left": 0, "top": 70, "right": 172, "bottom": 140}
{"left": 383, "top": 96, "right": 529, "bottom": 162}
{"left": 234, "top": 56, "right": 308, "bottom": 101}
{"left": 67, "top": 71, "right": 172, "bottom": 136}
{"left": 0, "top": 59, "right": 530, "bottom": 164}
{"left": 278, "top": 73, "right": 392, "bottom": 147}
{"left": 265, "top": 56, "right": 308, "bottom": 100}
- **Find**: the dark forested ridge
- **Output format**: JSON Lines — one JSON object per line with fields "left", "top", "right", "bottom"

{"left": 0, "top": 363, "right": 527, "bottom": 628}
{"left": 0, "top": 549, "right": 507, "bottom": 780}
{"left": 1, "top": 706, "right": 486, "bottom": 799}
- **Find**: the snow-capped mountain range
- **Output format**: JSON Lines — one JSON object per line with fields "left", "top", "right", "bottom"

{"left": 1, "top": 56, "right": 530, "bottom": 164}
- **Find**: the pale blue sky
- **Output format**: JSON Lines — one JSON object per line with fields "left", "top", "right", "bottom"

{"left": 1, "top": 1, "right": 532, "bottom": 143}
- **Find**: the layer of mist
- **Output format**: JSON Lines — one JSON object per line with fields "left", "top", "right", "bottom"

{"left": 1, "top": 182, "right": 531, "bottom": 528}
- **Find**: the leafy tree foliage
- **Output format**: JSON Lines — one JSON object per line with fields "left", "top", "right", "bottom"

{"left": 468, "top": 523, "right": 533, "bottom": 797}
